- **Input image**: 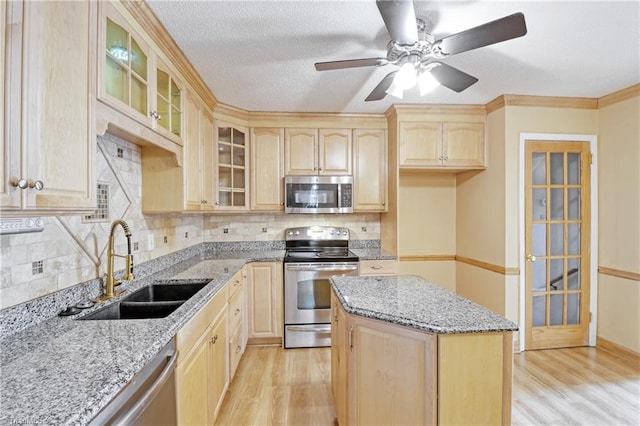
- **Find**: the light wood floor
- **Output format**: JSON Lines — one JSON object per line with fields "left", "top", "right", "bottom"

{"left": 217, "top": 345, "right": 639, "bottom": 425}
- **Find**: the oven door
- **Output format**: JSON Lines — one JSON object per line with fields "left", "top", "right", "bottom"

{"left": 284, "top": 262, "right": 358, "bottom": 348}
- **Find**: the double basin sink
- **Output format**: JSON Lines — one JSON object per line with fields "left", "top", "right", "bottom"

{"left": 80, "top": 280, "right": 211, "bottom": 320}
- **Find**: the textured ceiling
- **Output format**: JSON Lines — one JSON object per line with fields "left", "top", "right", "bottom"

{"left": 146, "top": 0, "right": 640, "bottom": 114}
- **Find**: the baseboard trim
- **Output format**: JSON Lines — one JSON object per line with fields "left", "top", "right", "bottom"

{"left": 597, "top": 337, "right": 640, "bottom": 366}
{"left": 247, "top": 337, "right": 282, "bottom": 346}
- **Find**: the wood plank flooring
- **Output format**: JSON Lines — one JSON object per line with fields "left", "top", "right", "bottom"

{"left": 217, "top": 345, "right": 640, "bottom": 425}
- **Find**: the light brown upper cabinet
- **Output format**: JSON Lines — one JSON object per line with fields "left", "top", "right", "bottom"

{"left": 98, "top": 2, "right": 183, "bottom": 146}
{"left": 184, "top": 92, "right": 215, "bottom": 211}
{"left": 399, "top": 121, "right": 485, "bottom": 169}
{"left": 250, "top": 128, "right": 285, "bottom": 211}
{"left": 285, "top": 128, "right": 352, "bottom": 176}
{"left": 215, "top": 122, "right": 249, "bottom": 211}
{"left": 353, "top": 129, "right": 387, "bottom": 212}
{"left": 1, "top": 1, "right": 96, "bottom": 215}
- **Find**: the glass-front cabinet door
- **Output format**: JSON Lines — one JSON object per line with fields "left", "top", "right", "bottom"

{"left": 215, "top": 123, "right": 248, "bottom": 210}
{"left": 101, "top": 4, "right": 150, "bottom": 122}
{"left": 155, "top": 60, "right": 182, "bottom": 142}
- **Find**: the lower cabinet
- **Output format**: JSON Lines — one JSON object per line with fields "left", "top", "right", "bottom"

{"left": 246, "top": 262, "right": 283, "bottom": 345}
{"left": 358, "top": 259, "right": 397, "bottom": 276}
{"left": 228, "top": 270, "right": 248, "bottom": 380}
{"left": 175, "top": 282, "right": 229, "bottom": 424}
{"left": 331, "top": 288, "right": 512, "bottom": 426}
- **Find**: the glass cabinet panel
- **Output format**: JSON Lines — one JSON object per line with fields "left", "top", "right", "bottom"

{"left": 216, "top": 125, "right": 247, "bottom": 208}
{"left": 156, "top": 67, "right": 182, "bottom": 137}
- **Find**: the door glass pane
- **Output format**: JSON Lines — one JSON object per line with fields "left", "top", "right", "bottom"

{"left": 218, "top": 190, "right": 230, "bottom": 206}
{"left": 106, "top": 18, "right": 127, "bottom": 59}
{"left": 550, "top": 294, "right": 564, "bottom": 325}
{"left": 567, "top": 294, "right": 580, "bottom": 325}
{"left": 171, "top": 78, "right": 181, "bottom": 108}
{"left": 568, "top": 188, "right": 581, "bottom": 219}
{"left": 218, "top": 127, "right": 231, "bottom": 143}
{"left": 532, "top": 296, "right": 546, "bottom": 327}
{"left": 233, "top": 146, "right": 245, "bottom": 167}
{"left": 550, "top": 188, "right": 564, "bottom": 220}
{"left": 218, "top": 167, "right": 231, "bottom": 188}
{"left": 532, "top": 259, "right": 547, "bottom": 291}
{"left": 550, "top": 153, "right": 564, "bottom": 184}
{"left": 232, "top": 192, "right": 245, "bottom": 207}
{"left": 550, "top": 259, "right": 564, "bottom": 291}
{"left": 130, "top": 37, "right": 147, "bottom": 80}
{"left": 567, "top": 258, "right": 581, "bottom": 290}
{"left": 233, "top": 129, "right": 245, "bottom": 146}
{"left": 568, "top": 223, "right": 581, "bottom": 255}
{"left": 218, "top": 144, "right": 231, "bottom": 164}
{"left": 131, "top": 76, "right": 147, "bottom": 115}
{"left": 532, "top": 188, "right": 546, "bottom": 220}
{"left": 532, "top": 153, "right": 546, "bottom": 185}
{"left": 532, "top": 224, "right": 547, "bottom": 255}
{"left": 232, "top": 169, "right": 245, "bottom": 189}
{"left": 156, "top": 94, "right": 169, "bottom": 130}
{"left": 567, "top": 153, "right": 581, "bottom": 185}
{"left": 550, "top": 223, "right": 564, "bottom": 255}
{"left": 171, "top": 107, "right": 181, "bottom": 136}
{"left": 157, "top": 69, "right": 169, "bottom": 99}
{"left": 105, "top": 56, "right": 127, "bottom": 102}
{"left": 297, "top": 279, "right": 331, "bottom": 310}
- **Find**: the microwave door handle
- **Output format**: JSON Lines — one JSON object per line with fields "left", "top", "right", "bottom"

{"left": 286, "top": 265, "right": 359, "bottom": 272}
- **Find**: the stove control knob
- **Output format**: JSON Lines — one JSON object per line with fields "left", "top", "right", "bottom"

{"left": 295, "top": 230, "right": 300, "bottom": 236}
{"left": 287, "top": 231, "right": 293, "bottom": 236}
{"left": 329, "top": 230, "right": 334, "bottom": 235}
{"left": 342, "top": 231, "right": 348, "bottom": 236}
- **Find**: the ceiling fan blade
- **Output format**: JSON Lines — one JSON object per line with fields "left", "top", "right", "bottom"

{"left": 430, "top": 62, "right": 478, "bottom": 92}
{"left": 435, "top": 12, "right": 527, "bottom": 56}
{"left": 365, "top": 71, "right": 397, "bottom": 102}
{"left": 315, "top": 58, "right": 386, "bottom": 71}
{"left": 376, "top": 0, "right": 419, "bottom": 45}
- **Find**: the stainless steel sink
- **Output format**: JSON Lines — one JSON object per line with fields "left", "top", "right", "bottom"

{"left": 79, "top": 280, "right": 211, "bottom": 320}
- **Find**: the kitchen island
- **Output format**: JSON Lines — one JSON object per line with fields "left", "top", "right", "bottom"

{"left": 330, "top": 275, "right": 518, "bottom": 426}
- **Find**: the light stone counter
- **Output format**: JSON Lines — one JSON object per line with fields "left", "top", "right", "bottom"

{"left": 331, "top": 275, "right": 518, "bottom": 334}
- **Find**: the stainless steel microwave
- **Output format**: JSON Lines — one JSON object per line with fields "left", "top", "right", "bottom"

{"left": 284, "top": 176, "right": 353, "bottom": 214}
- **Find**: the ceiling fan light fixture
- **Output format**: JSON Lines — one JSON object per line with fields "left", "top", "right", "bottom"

{"left": 394, "top": 61, "right": 418, "bottom": 90}
{"left": 418, "top": 69, "right": 439, "bottom": 96}
{"left": 385, "top": 80, "right": 404, "bottom": 99}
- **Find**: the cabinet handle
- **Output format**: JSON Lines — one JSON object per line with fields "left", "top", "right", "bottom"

{"left": 210, "top": 334, "right": 218, "bottom": 344}
{"left": 348, "top": 325, "right": 354, "bottom": 351}
{"left": 333, "top": 306, "right": 337, "bottom": 322}
{"left": 444, "top": 156, "right": 449, "bottom": 161}
{"left": 233, "top": 280, "right": 240, "bottom": 287}
{"left": 439, "top": 156, "right": 444, "bottom": 161}
{"left": 150, "top": 111, "right": 162, "bottom": 120}
{"left": 370, "top": 265, "right": 382, "bottom": 270}
{"left": 234, "top": 308, "right": 241, "bottom": 316}
{"left": 235, "top": 345, "right": 242, "bottom": 354}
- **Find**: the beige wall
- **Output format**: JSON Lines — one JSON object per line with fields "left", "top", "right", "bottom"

{"left": 399, "top": 261, "right": 456, "bottom": 292}
{"left": 596, "top": 94, "right": 640, "bottom": 353}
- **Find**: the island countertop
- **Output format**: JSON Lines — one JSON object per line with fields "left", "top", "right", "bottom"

{"left": 331, "top": 275, "right": 518, "bottom": 334}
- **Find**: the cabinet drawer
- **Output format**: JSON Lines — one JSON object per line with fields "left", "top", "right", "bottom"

{"left": 228, "top": 284, "right": 244, "bottom": 333}
{"left": 176, "top": 284, "right": 228, "bottom": 359}
{"left": 228, "top": 270, "right": 243, "bottom": 299}
{"left": 359, "top": 259, "right": 397, "bottom": 276}
{"left": 229, "top": 322, "right": 244, "bottom": 380}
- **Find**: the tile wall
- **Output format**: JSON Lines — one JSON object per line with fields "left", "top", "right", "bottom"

{"left": 0, "top": 133, "right": 380, "bottom": 310}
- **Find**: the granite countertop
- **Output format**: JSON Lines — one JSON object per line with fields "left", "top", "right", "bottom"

{"left": 331, "top": 275, "right": 518, "bottom": 334}
{"left": 0, "top": 249, "right": 283, "bottom": 426}
{"left": 350, "top": 248, "right": 396, "bottom": 260}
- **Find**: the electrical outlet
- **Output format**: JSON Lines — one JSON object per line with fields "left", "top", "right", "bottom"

{"left": 362, "top": 227, "right": 367, "bottom": 232}
{"left": 262, "top": 228, "right": 267, "bottom": 233}
{"left": 163, "top": 236, "right": 168, "bottom": 244}
{"left": 133, "top": 241, "right": 139, "bottom": 252}
{"left": 185, "top": 232, "right": 189, "bottom": 239}
{"left": 147, "top": 234, "right": 154, "bottom": 250}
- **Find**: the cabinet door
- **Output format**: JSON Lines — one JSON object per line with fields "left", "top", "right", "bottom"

{"left": 331, "top": 292, "right": 348, "bottom": 426}
{"left": 216, "top": 122, "right": 248, "bottom": 210}
{"left": 353, "top": 129, "right": 387, "bottom": 211}
{"left": 208, "top": 312, "right": 228, "bottom": 423}
{"left": 399, "top": 122, "right": 443, "bottom": 167}
{"left": 183, "top": 92, "right": 203, "bottom": 210}
{"left": 0, "top": 0, "right": 18, "bottom": 209}
{"left": 154, "top": 58, "right": 183, "bottom": 144}
{"left": 176, "top": 334, "right": 209, "bottom": 426}
{"left": 201, "top": 110, "right": 215, "bottom": 208}
{"left": 99, "top": 2, "right": 151, "bottom": 125}
{"left": 443, "top": 122, "right": 485, "bottom": 167}
{"left": 247, "top": 262, "right": 283, "bottom": 340}
{"left": 319, "top": 129, "right": 352, "bottom": 175}
{"left": 285, "top": 128, "right": 317, "bottom": 175}
{"left": 21, "top": 0, "right": 96, "bottom": 211}
{"left": 348, "top": 316, "right": 437, "bottom": 425}
{"left": 250, "top": 128, "right": 284, "bottom": 211}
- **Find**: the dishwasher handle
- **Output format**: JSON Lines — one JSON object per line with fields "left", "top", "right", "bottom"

{"left": 118, "top": 349, "right": 178, "bottom": 425}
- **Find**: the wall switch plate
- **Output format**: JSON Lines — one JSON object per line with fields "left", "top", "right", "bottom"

{"left": 147, "top": 234, "right": 154, "bottom": 250}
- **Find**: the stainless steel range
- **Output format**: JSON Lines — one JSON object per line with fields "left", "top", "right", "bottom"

{"left": 283, "top": 226, "right": 359, "bottom": 348}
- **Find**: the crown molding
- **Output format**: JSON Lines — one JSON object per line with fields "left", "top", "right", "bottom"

{"left": 486, "top": 94, "right": 598, "bottom": 113}
{"left": 597, "top": 84, "right": 640, "bottom": 109}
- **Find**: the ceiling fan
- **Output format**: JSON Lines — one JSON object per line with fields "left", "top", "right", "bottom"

{"left": 314, "top": 0, "right": 527, "bottom": 101}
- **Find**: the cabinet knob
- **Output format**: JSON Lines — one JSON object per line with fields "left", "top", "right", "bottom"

{"left": 10, "top": 177, "right": 29, "bottom": 189}
{"left": 439, "top": 156, "right": 444, "bottom": 161}
{"left": 31, "top": 180, "right": 44, "bottom": 191}
{"left": 235, "top": 308, "right": 241, "bottom": 316}
{"left": 526, "top": 254, "right": 537, "bottom": 262}
{"left": 382, "top": 201, "right": 386, "bottom": 206}
{"left": 150, "top": 111, "right": 162, "bottom": 120}
{"left": 210, "top": 334, "right": 218, "bottom": 344}
{"left": 313, "top": 167, "right": 318, "bottom": 171}
{"left": 235, "top": 345, "right": 242, "bottom": 354}
{"left": 215, "top": 201, "right": 220, "bottom": 205}
{"left": 444, "top": 156, "right": 449, "bottom": 161}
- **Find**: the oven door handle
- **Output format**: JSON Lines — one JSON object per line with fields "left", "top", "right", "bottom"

{"left": 286, "top": 325, "right": 332, "bottom": 334}
{"left": 286, "top": 265, "right": 359, "bottom": 272}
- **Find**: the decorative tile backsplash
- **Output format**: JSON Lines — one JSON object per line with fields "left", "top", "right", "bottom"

{"left": 0, "top": 133, "right": 380, "bottom": 310}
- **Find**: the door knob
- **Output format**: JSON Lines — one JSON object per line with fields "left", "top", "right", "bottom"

{"left": 526, "top": 254, "right": 536, "bottom": 262}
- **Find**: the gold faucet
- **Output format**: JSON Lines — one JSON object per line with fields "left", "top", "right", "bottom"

{"left": 96, "top": 219, "right": 135, "bottom": 302}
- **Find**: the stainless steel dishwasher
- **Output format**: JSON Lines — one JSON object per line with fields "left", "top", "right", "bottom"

{"left": 89, "top": 341, "right": 177, "bottom": 425}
